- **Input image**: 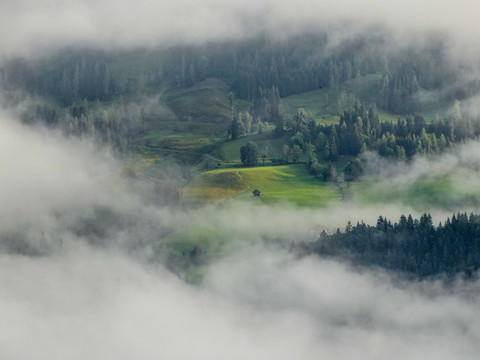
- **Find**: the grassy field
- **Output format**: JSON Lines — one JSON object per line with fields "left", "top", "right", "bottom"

{"left": 183, "top": 146, "right": 480, "bottom": 211}
{"left": 351, "top": 178, "right": 453, "bottom": 210}
{"left": 350, "top": 168, "right": 480, "bottom": 211}
{"left": 183, "top": 164, "right": 342, "bottom": 206}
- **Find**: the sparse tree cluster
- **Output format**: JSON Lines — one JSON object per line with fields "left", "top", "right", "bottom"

{"left": 230, "top": 111, "right": 253, "bottom": 139}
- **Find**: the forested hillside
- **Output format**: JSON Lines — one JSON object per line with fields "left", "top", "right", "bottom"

{"left": 1, "top": 28, "right": 476, "bottom": 120}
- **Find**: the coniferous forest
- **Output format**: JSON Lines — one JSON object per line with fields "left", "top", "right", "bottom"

{"left": 2, "top": 30, "right": 479, "bottom": 162}
{"left": 305, "top": 212, "right": 480, "bottom": 278}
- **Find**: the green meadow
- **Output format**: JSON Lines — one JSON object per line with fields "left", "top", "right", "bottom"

{"left": 184, "top": 164, "right": 342, "bottom": 206}
{"left": 350, "top": 167, "right": 480, "bottom": 211}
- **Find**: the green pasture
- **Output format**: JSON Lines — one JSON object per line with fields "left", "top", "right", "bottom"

{"left": 183, "top": 164, "right": 342, "bottom": 206}
{"left": 351, "top": 178, "right": 452, "bottom": 210}
{"left": 351, "top": 168, "right": 480, "bottom": 211}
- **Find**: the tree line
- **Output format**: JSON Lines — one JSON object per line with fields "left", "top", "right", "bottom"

{"left": 253, "top": 96, "right": 480, "bottom": 176}
{"left": 302, "top": 212, "right": 480, "bottom": 279}
{"left": 230, "top": 92, "right": 480, "bottom": 185}
{"left": 2, "top": 30, "right": 480, "bottom": 159}
{"left": 1, "top": 29, "right": 468, "bottom": 114}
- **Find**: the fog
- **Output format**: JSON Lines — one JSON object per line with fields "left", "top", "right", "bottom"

{"left": 2, "top": 241, "right": 480, "bottom": 359}
{"left": 2, "top": 0, "right": 480, "bottom": 56}
{"left": 0, "top": 110, "right": 191, "bottom": 257}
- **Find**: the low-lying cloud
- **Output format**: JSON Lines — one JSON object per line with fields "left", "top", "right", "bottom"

{"left": 1, "top": 244, "right": 480, "bottom": 359}
{"left": 0, "top": 108, "right": 192, "bottom": 257}
{"left": 0, "top": 115, "right": 109, "bottom": 221}
{"left": 358, "top": 141, "right": 480, "bottom": 213}
{"left": 2, "top": 0, "right": 480, "bottom": 56}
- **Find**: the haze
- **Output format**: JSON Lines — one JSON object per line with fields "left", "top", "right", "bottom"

{"left": 2, "top": 0, "right": 480, "bottom": 55}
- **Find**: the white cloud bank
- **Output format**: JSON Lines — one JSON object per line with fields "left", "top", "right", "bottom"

{"left": 1, "top": 245, "right": 480, "bottom": 360}
{"left": 1, "top": 0, "right": 480, "bottom": 55}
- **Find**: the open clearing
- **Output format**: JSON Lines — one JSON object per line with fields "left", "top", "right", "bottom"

{"left": 183, "top": 164, "right": 342, "bottom": 206}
